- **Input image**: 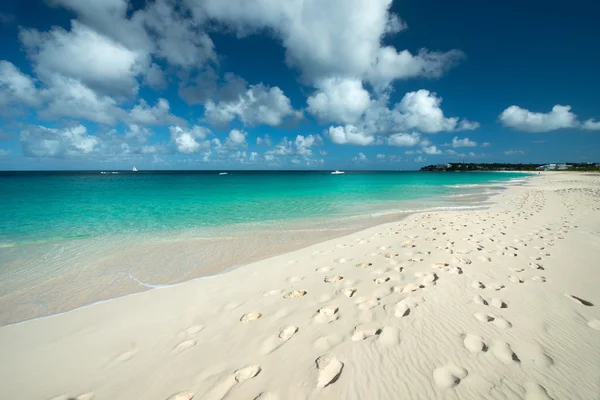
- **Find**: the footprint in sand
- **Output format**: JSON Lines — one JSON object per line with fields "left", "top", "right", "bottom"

{"left": 373, "top": 277, "right": 390, "bottom": 284}
{"left": 50, "top": 394, "right": 95, "bottom": 400}
{"left": 378, "top": 326, "right": 401, "bottom": 346}
{"left": 205, "top": 365, "right": 261, "bottom": 400}
{"left": 340, "top": 287, "right": 357, "bottom": 297}
{"left": 531, "top": 344, "right": 554, "bottom": 368}
{"left": 529, "top": 263, "right": 545, "bottom": 270}
{"left": 471, "top": 281, "right": 486, "bottom": 289}
{"left": 587, "top": 319, "right": 600, "bottom": 330}
{"left": 487, "top": 283, "right": 505, "bottom": 291}
{"left": 284, "top": 290, "right": 307, "bottom": 299}
{"left": 565, "top": 294, "right": 594, "bottom": 306}
{"left": 116, "top": 347, "right": 138, "bottom": 362}
{"left": 524, "top": 383, "right": 553, "bottom": 400}
{"left": 463, "top": 334, "right": 486, "bottom": 353}
{"left": 394, "top": 297, "right": 420, "bottom": 317}
{"left": 315, "top": 355, "right": 344, "bottom": 389}
{"left": 316, "top": 267, "right": 333, "bottom": 273}
{"left": 240, "top": 312, "right": 262, "bottom": 323}
{"left": 490, "top": 298, "right": 507, "bottom": 309}
{"left": 532, "top": 276, "right": 546, "bottom": 283}
{"left": 433, "top": 365, "right": 468, "bottom": 389}
{"left": 509, "top": 276, "right": 524, "bottom": 283}
{"left": 286, "top": 276, "right": 304, "bottom": 283}
{"left": 261, "top": 326, "right": 299, "bottom": 354}
{"left": 356, "top": 262, "right": 373, "bottom": 268}
{"left": 263, "top": 289, "right": 282, "bottom": 297}
{"left": 174, "top": 339, "right": 197, "bottom": 354}
{"left": 167, "top": 392, "right": 195, "bottom": 400}
{"left": 491, "top": 341, "right": 520, "bottom": 364}
{"left": 253, "top": 392, "right": 280, "bottom": 400}
{"left": 357, "top": 298, "right": 380, "bottom": 311}
{"left": 324, "top": 275, "right": 343, "bottom": 283}
{"left": 474, "top": 313, "right": 511, "bottom": 328}
{"left": 473, "top": 294, "right": 488, "bottom": 306}
{"left": 352, "top": 324, "right": 382, "bottom": 341}
{"left": 313, "top": 306, "right": 339, "bottom": 324}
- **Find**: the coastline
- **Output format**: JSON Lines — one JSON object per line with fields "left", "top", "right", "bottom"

{"left": 0, "top": 174, "right": 519, "bottom": 326}
{"left": 1, "top": 172, "right": 599, "bottom": 399}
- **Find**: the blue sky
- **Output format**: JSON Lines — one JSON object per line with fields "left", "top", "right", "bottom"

{"left": 1, "top": 0, "right": 599, "bottom": 170}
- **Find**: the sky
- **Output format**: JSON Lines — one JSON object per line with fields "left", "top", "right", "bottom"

{"left": 0, "top": 0, "right": 599, "bottom": 170}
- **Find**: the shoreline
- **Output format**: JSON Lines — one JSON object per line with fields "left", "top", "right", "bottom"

{"left": 1, "top": 172, "right": 599, "bottom": 399}
{"left": 0, "top": 178, "right": 516, "bottom": 326}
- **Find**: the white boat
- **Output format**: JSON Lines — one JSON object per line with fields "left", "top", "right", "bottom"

{"left": 219, "top": 172, "right": 228, "bottom": 175}
{"left": 132, "top": 166, "right": 138, "bottom": 172}
{"left": 100, "top": 171, "right": 108, "bottom": 174}
{"left": 331, "top": 170, "right": 345, "bottom": 175}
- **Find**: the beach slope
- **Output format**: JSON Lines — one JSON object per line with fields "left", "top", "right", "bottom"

{"left": 1, "top": 173, "right": 599, "bottom": 400}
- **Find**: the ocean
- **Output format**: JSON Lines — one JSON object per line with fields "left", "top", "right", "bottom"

{"left": 0, "top": 170, "right": 528, "bottom": 325}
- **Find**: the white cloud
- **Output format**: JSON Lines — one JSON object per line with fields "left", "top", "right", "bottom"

{"left": 0, "top": 61, "right": 40, "bottom": 108}
{"left": 387, "top": 132, "right": 420, "bottom": 147}
{"left": 140, "top": 0, "right": 216, "bottom": 68}
{"left": 499, "top": 105, "right": 578, "bottom": 132}
{"left": 451, "top": 136, "right": 477, "bottom": 148}
{"left": 368, "top": 47, "right": 464, "bottom": 88}
{"left": 128, "top": 98, "right": 184, "bottom": 125}
{"left": 414, "top": 156, "right": 425, "bottom": 162}
{"left": 376, "top": 153, "right": 386, "bottom": 159}
{"left": 307, "top": 78, "right": 371, "bottom": 124}
{"left": 20, "top": 20, "right": 148, "bottom": 97}
{"left": 481, "top": 142, "right": 491, "bottom": 147}
{"left": 40, "top": 75, "right": 125, "bottom": 125}
{"left": 224, "top": 129, "right": 248, "bottom": 149}
{"left": 582, "top": 119, "right": 600, "bottom": 131}
{"left": 395, "top": 90, "right": 459, "bottom": 133}
{"left": 197, "top": 0, "right": 461, "bottom": 85}
{"left": 204, "top": 84, "right": 298, "bottom": 127}
{"left": 294, "top": 134, "right": 322, "bottom": 156}
{"left": 20, "top": 124, "right": 100, "bottom": 157}
{"left": 328, "top": 125, "right": 375, "bottom": 146}
{"left": 267, "top": 137, "right": 293, "bottom": 156}
{"left": 256, "top": 134, "right": 272, "bottom": 146}
{"left": 458, "top": 120, "right": 480, "bottom": 131}
{"left": 169, "top": 125, "right": 211, "bottom": 153}
{"left": 144, "top": 63, "right": 167, "bottom": 90}
{"left": 504, "top": 149, "right": 524, "bottom": 156}
{"left": 422, "top": 145, "right": 441, "bottom": 155}
{"left": 353, "top": 152, "right": 367, "bottom": 162}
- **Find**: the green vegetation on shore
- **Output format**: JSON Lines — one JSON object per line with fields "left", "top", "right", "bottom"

{"left": 419, "top": 163, "right": 600, "bottom": 172}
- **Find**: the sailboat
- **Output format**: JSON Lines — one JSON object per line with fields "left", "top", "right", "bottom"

{"left": 132, "top": 166, "right": 138, "bottom": 172}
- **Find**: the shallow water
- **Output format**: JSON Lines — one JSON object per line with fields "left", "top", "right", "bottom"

{"left": 0, "top": 171, "right": 528, "bottom": 325}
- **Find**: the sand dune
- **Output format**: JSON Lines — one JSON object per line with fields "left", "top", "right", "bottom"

{"left": 0, "top": 172, "right": 599, "bottom": 399}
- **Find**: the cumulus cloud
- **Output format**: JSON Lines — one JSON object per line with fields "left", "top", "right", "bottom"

{"left": 368, "top": 48, "right": 464, "bottom": 88}
{"left": 204, "top": 84, "right": 299, "bottom": 127}
{"left": 328, "top": 125, "right": 375, "bottom": 146}
{"left": 169, "top": 125, "right": 211, "bottom": 153}
{"left": 307, "top": 78, "right": 371, "bottom": 124}
{"left": 20, "top": 124, "right": 100, "bottom": 157}
{"left": 451, "top": 136, "right": 477, "bottom": 148}
{"left": 481, "top": 142, "right": 491, "bottom": 147}
{"left": 256, "top": 134, "right": 272, "bottom": 146}
{"left": 376, "top": 153, "right": 386, "bottom": 159}
{"left": 499, "top": 105, "right": 579, "bottom": 132}
{"left": 20, "top": 20, "right": 149, "bottom": 97}
{"left": 128, "top": 98, "right": 184, "bottom": 125}
{"left": 40, "top": 75, "right": 125, "bottom": 125}
{"left": 414, "top": 156, "right": 425, "bottom": 162}
{"left": 422, "top": 145, "right": 442, "bottom": 155}
{"left": 224, "top": 129, "right": 248, "bottom": 149}
{"left": 387, "top": 133, "right": 420, "bottom": 147}
{"left": 353, "top": 152, "right": 368, "bottom": 162}
{"left": 394, "top": 90, "right": 464, "bottom": 133}
{"left": 294, "top": 134, "right": 323, "bottom": 156}
{"left": 144, "top": 63, "right": 167, "bottom": 90}
{"left": 0, "top": 61, "right": 41, "bottom": 108}
{"left": 197, "top": 0, "right": 461, "bottom": 85}
{"left": 582, "top": 119, "right": 600, "bottom": 131}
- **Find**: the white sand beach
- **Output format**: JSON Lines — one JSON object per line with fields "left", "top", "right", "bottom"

{"left": 1, "top": 172, "right": 599, "bottom": 400}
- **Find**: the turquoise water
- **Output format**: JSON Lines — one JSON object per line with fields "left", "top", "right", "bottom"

{"left": 0, "top": 171, "right": 528, "bottom": 246}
